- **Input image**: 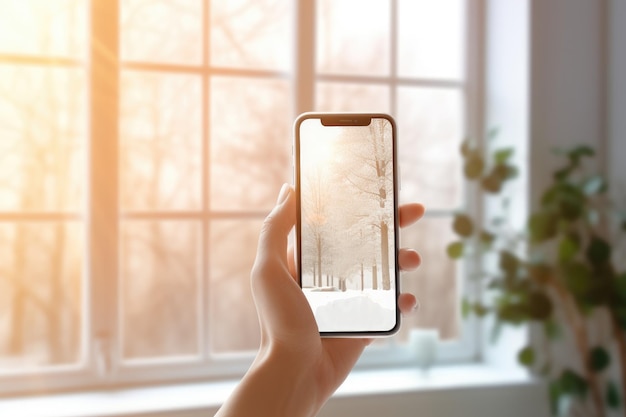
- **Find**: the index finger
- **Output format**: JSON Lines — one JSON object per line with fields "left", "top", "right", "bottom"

{"left": 399, "top": 203, "right": 425, "bottom": 228}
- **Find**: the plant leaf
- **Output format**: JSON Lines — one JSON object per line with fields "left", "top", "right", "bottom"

{"left": 607, "top": 380, "right": 621, "bottom": 409}
{"left": 558, "top": 236, "right": 580, "bottom": 263}
{"left": 453, "top": 214, "right": 474, "bottom": 237}
{"left": 505, "top": 165, "right": 519, "bottom": 179}
{"left": 517, "top": 346, "right": 535, "bottom": 367}
{"left": 553, "top": 166, "right": 571, "bottom": 182}
{"left": 446, "top": 241, "right": 464, "bottom": 259}
{"left": 494, "top": 147, "right": 514, "bottom": 164}
{"left": 528, "top": 263, "right": 552, "bottom": 284}
{"left": 588, "top": 346, "right": 610, "bottom": 373}
{"left": 479, "top": 230, "right": 495, "bottom": 248}
{"left": 559, "top": 369, "right": 588, "bottom": 398}
{"left": 481, "top": 173, "right": 502, "bottom": 193}
{"left": 461, "top": 298, "right": 471, "bottom": 318}
{"left": 527, "top": 291, "right": 553, "bottom": 320}
{"left": 493, "top": 164, "right": 518, "bottom": 182}
{"left": 544, "top": 319, "right": 561, "bottom": 340}
{"left": 616, "top": 273, "right": 626, "bottom": 303}
{"left": 528, "top": 212, "right": 558, "bottom": 243}
{"left": 586, "top": 236, "right": 611, "bottom": 266}
{"left": 497, "top": 302, "right": 528, "bottom": 324}
{"left": 499, "top": 250, "right": 519, "bottom": 276}
{"left": 464, "top": 154, "right": 484, "bottom": 179}
{"left": 474, "top": 303, "right": 489, "bottom": 317}
{"left": 563, "top": 262, "right": 592, "bottom": 297}
{"left": 568, "top": 145, "right": 595, "bottom": 159}
{"left": 460, "top": 140, "right": 474, "bottom": 157}
{"left": 540, "top": 183, "right": 585, "bottom": 221}
{"left": 554, "top": 145, "right": 595, "bottom": 166}
{"left": 549, "top": 380, "right": 562, "bottom": 416}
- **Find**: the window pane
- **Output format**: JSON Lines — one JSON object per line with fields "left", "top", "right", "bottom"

{"left": 209, "top": 219, "right": 261, "bottom": 354}
{"left": 397, "top": 87, "right": 463, "bottom": 210}
{"left": 0, "top": 222, "right": 84, "bottom": 369}
{"left": 210, "top": 76, "right": 291, "bottom": 211}
{"left": 397, "top": 217, "right": 458, "bottom": 341}
{"left": 121, "top": 221, "right": 201, "bottom": 359}
{"left": 316, "top": 82, "right": 390, "bottom": 113}
{"left": 120, "top": 0, "right": 203, "bottom": 65}
{"left": 0, "top": 65, "right": 86, "bottom": 212}
{"left": 0, "top": 0, "right": 87, "bottom": 58}
{"left": 398, "top": 0, "right": 465, "bottom": 80}
{"left": 120, "top": 71, "right": 202, "bottom": 211}
{"left": 317, "top": 0, "right": 390, "bottom": 76}
{"left": 210, "top": 0, "right": 292, "bottom": 71}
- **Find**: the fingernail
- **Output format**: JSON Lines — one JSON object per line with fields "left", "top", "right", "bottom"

{"left": 276, "top": 183, "right": 290, "bottom": 205}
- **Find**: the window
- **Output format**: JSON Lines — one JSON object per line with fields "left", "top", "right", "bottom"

{"left": 0, "top": 0, "right": 479, "bottom": 394}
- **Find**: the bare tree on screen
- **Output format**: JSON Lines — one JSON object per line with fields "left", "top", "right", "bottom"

{"left": 302, "top": 168, "right": 333, "bottom": 288}
{"left": 333, "top": 120, "right": 394, "bottom": 290}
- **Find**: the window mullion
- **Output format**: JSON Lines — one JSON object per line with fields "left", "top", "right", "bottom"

{"left": 461, "top": 0, "right": 486, "bottom": 361}
{"left": 203, "top": 0, "right": 211, "bottom": 363}
{"left": 88, "top": 0, "right": 121, "bottom": 379}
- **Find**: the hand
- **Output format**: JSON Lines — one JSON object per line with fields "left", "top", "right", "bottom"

{"left": 216, "top": 184, "right": 425, "bottom": 417}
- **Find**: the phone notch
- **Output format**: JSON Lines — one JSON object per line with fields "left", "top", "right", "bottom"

{"left": 320, "top": 115, "right": 372, "bottom": 126}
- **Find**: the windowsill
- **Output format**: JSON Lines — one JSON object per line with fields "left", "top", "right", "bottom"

{"left": 0, "top": 363, "right": 548, "bottom": 417}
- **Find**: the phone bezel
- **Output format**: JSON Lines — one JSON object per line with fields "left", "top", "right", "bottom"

{"left": 293, "top": 112, "right": 401, "bottom": 337}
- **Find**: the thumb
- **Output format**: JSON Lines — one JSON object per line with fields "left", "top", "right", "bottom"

{"left": 251, "top": 184, "right": 303, "bottom": 333}
{"left": 256, "top": 183, "right": 296, "bottom": 265}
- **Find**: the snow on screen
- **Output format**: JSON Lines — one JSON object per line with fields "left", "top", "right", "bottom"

{"left": 299, "top": 117, "right": 397, "bottom": 333}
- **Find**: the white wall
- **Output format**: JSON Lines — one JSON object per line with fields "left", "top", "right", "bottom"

{"left": 609, "top": 0, "right": 626, "bottom": 270}
{"left": 610, "top": 0, "right": 626, "bottom": 184}
{"left": 529, "top": 0, "right": 608, "bottom": 203}
{"left": 528, "top": 0, "right": 625, "bottom": 204}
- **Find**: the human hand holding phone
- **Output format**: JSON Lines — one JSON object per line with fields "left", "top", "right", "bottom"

{"left": 215, "top": 184, "right": 424, "bottom": 417}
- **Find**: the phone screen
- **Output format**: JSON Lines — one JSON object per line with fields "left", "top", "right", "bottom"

{"left": 295, "top": 113, "right": 399, "bottom": 336}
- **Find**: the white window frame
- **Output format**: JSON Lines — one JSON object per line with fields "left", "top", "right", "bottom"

{"left": 0, "top": 0, "right": 485, "bottom": 397}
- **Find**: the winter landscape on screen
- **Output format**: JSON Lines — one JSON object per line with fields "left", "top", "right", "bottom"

{"left": 300, "top": 117, "right": 397, "bottom": 333}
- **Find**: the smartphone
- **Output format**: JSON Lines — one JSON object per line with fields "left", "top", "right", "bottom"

{"left": 294, "top": 112, "right": 400, "bottom": 337}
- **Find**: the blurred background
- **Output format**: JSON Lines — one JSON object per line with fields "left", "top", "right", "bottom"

{"left": 0, "top": 0, "right": 464, "bottom": 372}
{"left": 0, "top": 0, "right": 625, "bottom": 416}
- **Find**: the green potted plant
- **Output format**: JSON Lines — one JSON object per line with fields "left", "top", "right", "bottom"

{"left": 448, "top": 137, "right": 626, "bottom": 416}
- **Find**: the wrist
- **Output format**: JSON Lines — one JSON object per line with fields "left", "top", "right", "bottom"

{"left": 216, "top": 347, "right": 320, "bottom": 417}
